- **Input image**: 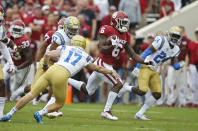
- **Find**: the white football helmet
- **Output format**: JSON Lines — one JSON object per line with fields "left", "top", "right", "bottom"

{"left": 63, "top": 16, "right": 80, "bottom": 38}
{"left": 10, "top": 20, "right": 25, "bottom": 38}
{"left": 167, "top": 26, "right": 182, "bottom": 46}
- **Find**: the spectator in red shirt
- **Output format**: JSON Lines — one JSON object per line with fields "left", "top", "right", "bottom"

{"left": 100, "top": 5, "right": 117, "bottom": 26}
{"left": 42, "top": 13, "right": 58, "bottom": 35}
{"left": 29, "top": 4, "right": 48, "bottom": 48}
{"left": 78, "top": 14, "right": 91, "bottom": 39}
{"left": 60, "top": 1, "right": 71, "bottom": 17}
{"left": 42, "top": 5, "right": 50, "bottom": 17}
{"left": 4, "top": 7, "right": 13, "bottom": 31}
{"left": 160, "top": 0, "right": 175, "bottom": 18}
{"left": 20, "top": 0, "right": 35, "bottom": 26}
{"left": 50, "top": 0, "right": 64, "bottom": 12}
{"left": 188, "top": 27, "right": 198, "bottom": 106}
{"left": 139, "top": 0, "right": 153, "bottom": 27}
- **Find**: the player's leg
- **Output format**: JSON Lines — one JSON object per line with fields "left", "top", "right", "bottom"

{"left": 0, "top": 67, "right": 51, "bottom": 122}
{"left": 34, "top": 65, "right": 70, "bottom": 123}
{"left": 0, "top": 64, "right": 6, "bottom": 118}
{"left": 165, "top": 65, "right": 177, "bottom": 106}
{"left": 135, "top": 71, "right": 161, "bottom": 120}
{"left": 10, "top": 66, "right": 31, "bottom": 101}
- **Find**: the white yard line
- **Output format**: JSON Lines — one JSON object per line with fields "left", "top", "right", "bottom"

{"left": 135, "top": 127, "right": 161, "bottom": 131}
{"left": 63, "top": 108, "right": 163, "bottom": 114}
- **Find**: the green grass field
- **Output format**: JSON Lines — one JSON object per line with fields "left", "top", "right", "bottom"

{"left": 0, "top": 102, "right": 198, "bottom": 131}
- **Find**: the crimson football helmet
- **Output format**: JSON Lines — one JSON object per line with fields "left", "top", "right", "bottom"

{"left": 10, "top": 20, "right": 25, "bottom": 38}
{"left": 111, "top": 11, "right": 130, "bottom": 33}
{"left": 0, "top": 6, "right": 4, "bottom": 25}
{"left": 58, "top": 17, "right": 66, "bottom": 30}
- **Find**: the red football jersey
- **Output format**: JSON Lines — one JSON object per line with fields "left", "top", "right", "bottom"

{"left": 7, "top": 34, "right": 31, "bottom": 66}
{"left": 178, "top": 36, "right": 190, "bottom": 61}
{"left": 98, "top": 25, "right": 130, "bottom": 65}
{"left": 44, "top": 30, "right": 56, "bottom": 45}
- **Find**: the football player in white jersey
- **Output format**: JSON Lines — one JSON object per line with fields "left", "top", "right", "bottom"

{"left": 0, "top": 35, "right": 120, "bottom": 123}
{"left": 30, "top": 16, "right": 84, "bottom": 117}
{"left": 0, "top": 6, "right": 15, "bottom": 118}
{"left": 119, "top": 26, "right": 184, "bottom": 120}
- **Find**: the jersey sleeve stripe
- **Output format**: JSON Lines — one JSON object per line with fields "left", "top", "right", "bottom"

{"left": 174, "top": 50, "right": 181, "bottom": 57}
{"left": 54, "top": 32, "right": 65, "bottom": 45}
{"left": 2, "top": 26, "right": 6, "bottom": 39}
{"left": 158, "top": 36, "right": 165, "bottom": 50}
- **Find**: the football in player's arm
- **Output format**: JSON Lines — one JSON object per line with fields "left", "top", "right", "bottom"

{"left": 98, "top": 34, "right": 152, "bottom": 65}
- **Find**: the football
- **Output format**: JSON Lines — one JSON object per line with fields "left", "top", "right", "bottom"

{"left": 105, "top": 35, "right": 117, "bottom": 45}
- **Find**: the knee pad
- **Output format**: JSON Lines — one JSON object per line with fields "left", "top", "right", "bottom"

{"left": 132, "top": 87, "right": 146, "bottom": 96}
{"left": 152, "top": 92, "right": 161, "bottom": 100}
{"left": 111, "top": 82, "right": 123, "bottom": 93}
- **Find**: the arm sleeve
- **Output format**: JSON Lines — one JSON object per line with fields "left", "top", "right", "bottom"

{"left": 0, "top": 42, "right": 14, "bottom": 65}
{"left": 85, "top": 55, "right": 94, "bottom": 66}
{"left": 152, "top": 36, "right": 165, "bottom": 50}
{"left": 52, "top": 32, "right": 65, "bottom": 45}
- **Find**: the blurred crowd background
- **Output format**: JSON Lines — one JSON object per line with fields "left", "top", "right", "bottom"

{"left": 1, "top": 0, "right": 198, "bottom": 108}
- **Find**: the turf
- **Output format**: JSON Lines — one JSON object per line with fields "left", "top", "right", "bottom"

{"left": 0, "top": 102, "right": 198, "bottom": 131}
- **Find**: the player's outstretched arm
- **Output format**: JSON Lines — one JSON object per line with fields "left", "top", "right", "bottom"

{"left": 43, "top": 50, "right": 61, "bottom": 65}
{"left": 125, "top": 44, "right": 154, "bottom": 65}
{"left": 86, "top": 63, "right": 120, "bottom": 80}
{"left": 35, "top": 40, "right": 49, "bottom": 62}
{"left": 99, "top": 35, "right": 114, "bottom": 53}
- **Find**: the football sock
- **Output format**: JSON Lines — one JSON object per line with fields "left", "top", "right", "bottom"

{"left": 0, "top": 97, "right": 6, "bottom": 116}
{"left": 8, "top": 106, "right": 18, "bottom": 116}
{"left": 43, "top": 97, "right": 55, "bottom": 109}
{"left": 104, "top": 91, "right": 118, "bottom": 112}
{"left": 68, "top": 78, "right": 84, "bottom": 91}
{"left": 118, "top": 85, "right": 134, "bottom": 97}
{"left": 137, "top": 95, "right": 156, "bottom": 115}
{"left": 38, "top": 108, "right": 48, "bottom": 116}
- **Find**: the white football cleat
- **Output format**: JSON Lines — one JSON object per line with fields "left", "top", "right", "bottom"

{"left": 134, "top": 113, "right": 150, "bottom": 120}
{"left": 45, "top": 111, "right": 63, "bottom": 119}
{"left": 101, "top": 111, "right": 118, "bottom": 120}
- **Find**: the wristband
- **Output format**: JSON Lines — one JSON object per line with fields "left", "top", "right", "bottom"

{"left": 173, "top": 62, "right": 180, "bottom": 70}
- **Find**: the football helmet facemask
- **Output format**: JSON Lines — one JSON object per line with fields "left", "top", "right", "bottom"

{"left": 167, "top": 26, "right": 182, "bottom": 46}
{"left": 63, "top": 16, "right": 80, "bottom": 38}
{"left": 70, "top": 35, "right": 86, "bottom": 50}
{"left": 111, "top": 11, "right": 130, "bottom": 33}
{"left": 10, "top": 20, "right": 25, "bottom": 38}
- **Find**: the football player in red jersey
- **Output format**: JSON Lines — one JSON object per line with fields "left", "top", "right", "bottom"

{"left": 71, "top": 11, "right": 151, "bottom": 120}
{"left": 3, "top": 20, "right": 33, "bottom": 102}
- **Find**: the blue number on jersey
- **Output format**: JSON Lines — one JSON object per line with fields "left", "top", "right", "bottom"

{"left": 64, "top": 50, "right": 82, "bottom": 66}
{"left": 153, "top": 51, "right": 166, "bottom": 64}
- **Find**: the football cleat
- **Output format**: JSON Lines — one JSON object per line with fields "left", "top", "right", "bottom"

{"left": 101, "top": 111, "right": 118, "bottom": 120}
{"left": 0, "top": 114, "right": 12, "bottom": 122}
{"left": 134, "top": 113, "right": 150, "bottom": 120}
{"left": 34, "top": 112, "right": 43, "bottom": 124}
{"left": 45, "top": 111, "right": 63, "bottom": 119}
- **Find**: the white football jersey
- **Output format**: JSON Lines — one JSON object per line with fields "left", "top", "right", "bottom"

{"left": 145, "top": 36, "right": 180, "bottom": 71}
{"left": 46, "top": 29, "right": 71, "bottom": 53}
{"left": 55, "top": 46, "right": 93, "bottom": 76}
